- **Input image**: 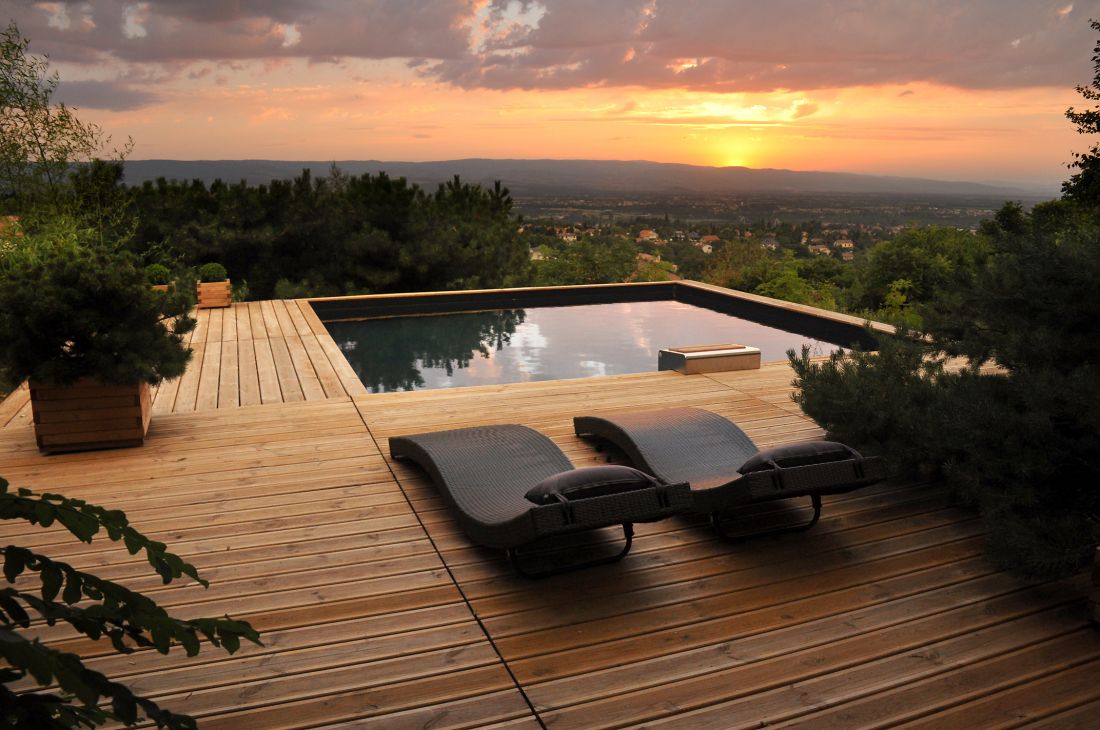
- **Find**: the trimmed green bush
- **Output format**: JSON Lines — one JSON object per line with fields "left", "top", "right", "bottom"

{"left": 144, "top": 263, "right": 171, "bottom": 285}
{"left": 197, "top": 262, "right": 227, "bottom": 283}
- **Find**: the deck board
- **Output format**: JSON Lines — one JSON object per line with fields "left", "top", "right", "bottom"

{"left": 0, "top": 298, "right": 1097, "bottom": 728}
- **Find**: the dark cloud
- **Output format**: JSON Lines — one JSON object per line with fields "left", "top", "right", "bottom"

{"left": 432, "top": 0, "right": 1100, "bottom": 92}
{"left": 12, "top": 0, "right": 476, "bottom": 63}
{"left": 6, "top": 0, "right": 1098, "bottom": 94}
{"left": 54, "top": 79, "right": 161, "bottom": 111}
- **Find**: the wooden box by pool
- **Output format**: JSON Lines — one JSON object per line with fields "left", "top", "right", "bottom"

{"left": 658, "top": 343, "right": 762, "bottom": 374}
{"left": 29, "top": 379, "right": 152, "bottom": 453}
{"left": 197, "top": 279, "right": 232, "bottom": 309}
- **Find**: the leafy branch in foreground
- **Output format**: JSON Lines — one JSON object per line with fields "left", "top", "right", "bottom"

{"left": 0, "top": 477, "right": 262, "bottom": 728}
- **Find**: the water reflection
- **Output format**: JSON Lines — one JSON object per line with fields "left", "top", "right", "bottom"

{"left": 326, "top": 301, "right": 835, "bottom": 393}
{"left": 328, "top": 309, "right": 526, "bottom": 392}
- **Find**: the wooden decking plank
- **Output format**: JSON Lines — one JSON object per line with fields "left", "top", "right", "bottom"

{"left": 282, "top": 297, "right": 314, "bottom": 336}
{"left": 318, "top": 331, "right": 370, "bottom": 397}
{"left": 8, "top": 400, "right": 31, "bottom": 430}
{"left": 220, "top": 303, "right": 237, "bottom": 342}
{"left": 190, "top": 307, "right": 210, "bottom": 344}
{"left": 234, "top": 302, "right": 253, "bottom": 341}
{"left": 261, "top": 299, "right": 284, "bottom": 338}
{"left": 236, "top": 338, "right": 262, "bottom": 406}
{"left": 284, "top": 334, "right": 327, "bottom": 400}
{"left": 1019, "top": 695, "right": 1100, "bottom": 729}
{"left": 269, "top": 336, "right": 305, "bottom": 402}
{"left": 252, "top": 337, "right": 282, "bottom": 403}
{"left": 171, "top": 341, "right": 205, "bottom": 412}
{"left": 574, "top": 605, "right": 1088, "bottom": 729}
{"left": 188, "top": 665, "right": 517, "bottom": 729}
{"left": 271, "top": 298, "right": 299, "bottom": 338}
{"left": 308, "top": 691, "right": 538, "bottom": 730}
{"left": 301, "top": 333, "right": 347, "bottom": 398}
{"left": 72, "top": 604, "right": 477, "bottom": 686}
{"left": 0, "top": 382, "right": 30, "bottom": 428}
{"left": 761, "top": 631, "right": 1100, "bottom": 730}
{"left": 206, "top": 306, "right": 224, "bottom": 343}
{"left": 195, "top": 340, "right": 223, "bottom": 411}
{"left": 217, "top": 340, "right": 240, "bottom": 408}
{"left": 247, "top": 300, "right": 268, "bottom": 339}
{"left": 295, "top": 298, "right": 329, "bottom": 335}
{"left": 526, "top": 559, "right": 1009, "bottom": 712}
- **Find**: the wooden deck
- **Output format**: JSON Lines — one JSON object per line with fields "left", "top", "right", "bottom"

{"left": 0, "top": 299, "right": 366, "bottom": 429}
{"left": 0, "top": 305, "right": 1098, "bottom": 728}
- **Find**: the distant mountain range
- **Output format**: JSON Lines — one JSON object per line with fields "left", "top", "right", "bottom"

{"left": 121, "top": 158, "right": 1053, "bottom": 199}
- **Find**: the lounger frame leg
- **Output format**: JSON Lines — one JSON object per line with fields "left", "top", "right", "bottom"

{"left": 506, "top": 523, "right": 635, "bottom": 578}
{"left": 711, "top": 494, "right": 823, "bottom": 542}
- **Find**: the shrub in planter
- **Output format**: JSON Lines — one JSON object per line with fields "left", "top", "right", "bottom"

{"left": 144, "top": 263, "right": 171, "bottom": 292}
{"left": 0, "top": 228, "right": 195, "bottom": 452}
{"left": 196, "top": 262, "right": 231, "bottom": 309}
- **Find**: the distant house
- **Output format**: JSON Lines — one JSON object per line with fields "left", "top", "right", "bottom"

{"left": 808, "top": 244, "right": 833, "bottom": 256}
{"left": 555, "top": 227, "right": 577, "bottom": 242}
{"left": 636, "top": 252, "right": 661, "bottom": 263}
{"left": 529, "top": 249, "right": 546, "bottom": 261}
{"left": 699, "top": 234, "right": 720, "bottom": 245}
{"left": 637, "top": 229, "right": 659, "bottom": 241}
{"left": 833, "top": 238, "right": 855, "bottom": 250}
{"left": 761, "top": 237, "right": 779, "bottom": 250}
{"left": 840, "top": 251, "right": 855, "bottom": 262}
{"left": 698, "top": 244, "right": 713, "bottom": 254}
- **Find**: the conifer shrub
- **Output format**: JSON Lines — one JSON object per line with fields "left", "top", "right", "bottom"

{"left": 791, "top": 200, "right": 1100, "bottom": 577}
{"left": 0, "top": 223, "right": 195, "bottom": 386}
{"left": 197, "top": 262, "right": 227, "bottom": 283}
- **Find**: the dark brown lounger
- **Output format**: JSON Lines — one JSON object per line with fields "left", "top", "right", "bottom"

{"left": 573, "top": 407, "right": 886, "bottom": 540}
{"left": 389, "top": 424, "right": 691, "bottom": 576}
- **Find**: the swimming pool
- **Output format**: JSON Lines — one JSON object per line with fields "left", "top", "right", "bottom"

{"left": 323, "top": 296, "right": 848, "bottom": 393}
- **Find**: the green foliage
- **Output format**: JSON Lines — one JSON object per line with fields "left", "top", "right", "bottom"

{"left": 633, "top": 258, "right": 679, "bottom": 282}
{"left": 129, "top": 171, "right": 528, "bottom": 299}
{"left": 701, "top": 239, "right": 770, "bottom": 289}
{"left": 1064, "top": 19, "right": 1100, "bottom": 203}
{"left": 853, "top": 226, "right": 988, "bottom": 314}
{"left": 0, "top": 221, "right": 195, "bottom": 385}
{"left": 533, "top": 237, "right": 636, "bottom": 285}
{"left": 791, "top": 201, "right": 1100, "bottom": 577}
{"left": 0, "top": 22, "right": 127, "bottom": 215}
{"left": 197, "top": 262, "right": 227, "bottom": 283}
{"left": 0, "top": 477, "right": 261, "bottom": 728}
{"left": 144, "top": 263, "right": 171, "bottom": 285}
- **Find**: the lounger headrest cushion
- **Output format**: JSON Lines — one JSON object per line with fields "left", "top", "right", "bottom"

{"left": 525, "top": 465, "right": 660, "bottom": 505}
{"left": 738, "top": 440, "right": 858, "bottom": 474}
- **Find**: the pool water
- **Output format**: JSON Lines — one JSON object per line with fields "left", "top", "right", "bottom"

{"left": 326, "top": 300, "right": 838, "bottom": 393}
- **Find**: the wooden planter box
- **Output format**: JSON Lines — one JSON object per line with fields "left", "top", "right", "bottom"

{"left": 29, "top": 379, "right": 151, "bottom": 454}
{"left": 1090, "top": 547, "right": 1100, "bottom": 625}
{"left": 197, "top": 279, "right": 232, "bottom": 309}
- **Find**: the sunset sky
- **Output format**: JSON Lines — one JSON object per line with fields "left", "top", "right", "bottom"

{"left": 5, "top": 0, "right": 1099, "bottom": 188}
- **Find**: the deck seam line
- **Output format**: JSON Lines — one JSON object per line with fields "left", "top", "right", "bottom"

{"left": 351, "top": 400, "right": 548, "bottom": 730}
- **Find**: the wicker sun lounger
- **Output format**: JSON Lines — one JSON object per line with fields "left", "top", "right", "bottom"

{"left": 573, "top": 407, "right": 886, "bottom": 540}
{"left": 389, "top": 424, "right": 692, "bottom": 577}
